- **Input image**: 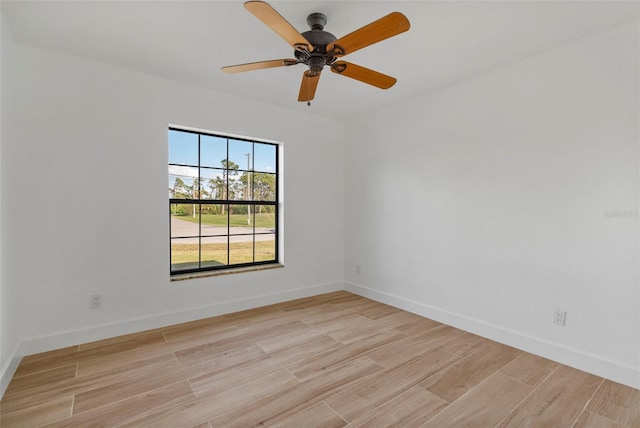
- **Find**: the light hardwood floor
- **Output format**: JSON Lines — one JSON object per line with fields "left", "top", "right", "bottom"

{"left": 1, "top": 291, "right": 638, "bottom": 427}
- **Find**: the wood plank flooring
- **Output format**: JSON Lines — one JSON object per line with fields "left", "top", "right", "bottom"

{"left": 1, "top": 291, "right": 638, "bottom": 427}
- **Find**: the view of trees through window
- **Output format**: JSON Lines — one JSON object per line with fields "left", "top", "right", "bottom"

{"left": 169, "top": 128, "right": 278, "bottom": 273}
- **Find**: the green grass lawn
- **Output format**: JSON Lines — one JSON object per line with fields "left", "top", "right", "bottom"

{"left": 171, "top": 240, "right": 276, "bottom": 271}
{"left": 173, "top": 212, "right": 275, "bottom": 229}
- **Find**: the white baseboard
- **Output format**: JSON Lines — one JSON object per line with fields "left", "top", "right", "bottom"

{"left": 18, "top": 281, "right": 344, "bottom": 359}
{"left": 3, "top": 279, "right": 637, "bottom": 400}
{"left": 0, "top": 343, "right": 22, "bottom": 398}
{"left": 345, "top": 281, "right": 640, "bottom": 390}
{"left": 1, "top": 281, "right": 343, "bottom": 400}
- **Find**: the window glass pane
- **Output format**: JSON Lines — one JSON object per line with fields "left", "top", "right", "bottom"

{"left": 171, "top": 238, "right": 200, "bottom": 271}
{"left": 200, "top": 168, "right": 225, "bottom": 200}
{"left": 229, "top": 171, "right": 252, "bottom": 201}
{"left": 169, "top": 166, "right": 198, "bottom": 199}
{"left": 169, "top": 130, "right": 198, "bottom": 166}
{"left": 255, "top": 234, "right": 276, "bottom": 262}
{"left": 228, "top": 176, "right": 242, "bottom": 201}
{"left": 200, "top": 205, "right": 228, "bottom": 236}
{"left": 255, "top": 205, "right": 276, "bottom": 231}
{"left": 253, "top": 173, "right": 276, "bottom": 201}
{"left": 170, "top": 203, "right": 200, "bottom": 238}
{"left": 229, "top": 235, "right": 254, "bottom": 265}
{"left": 201, "top": 135, "right": 227, "bottom": 168}
{"left": 244, "top": 172, "right": 254, "bottom": 200}
{"left": 201, "top": 236, "right": 228, "bottom": 268}
{"left": 224, "top": 164, "right": 241, "bottom": 200}
{"left": 254, "top": 143, "right": 276, "bottom": 173}
{"left": 229, "top": 204, "right": 253, "bottom": 234}
{"left": 228, "top": 139, "right": 253, "bottom": 171}
{"left": 169, "top": 129, "right": 278, "bottom": 274}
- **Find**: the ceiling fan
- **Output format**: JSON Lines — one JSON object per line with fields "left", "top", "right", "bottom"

{"left": 222, "top": 1, "right": 410, "bottom": 104}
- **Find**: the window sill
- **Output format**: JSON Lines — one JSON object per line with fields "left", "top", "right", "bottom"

{"left": 170, "top": 263, "right": 284, "bottom": 282}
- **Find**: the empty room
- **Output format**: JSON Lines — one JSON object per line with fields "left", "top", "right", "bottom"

{"left": 0, "top": 0, "right": 639, "bottom": 426}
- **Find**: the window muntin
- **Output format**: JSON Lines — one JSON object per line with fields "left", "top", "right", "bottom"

{"left": 169, "top": 128, "right": 278, "bottom": 274}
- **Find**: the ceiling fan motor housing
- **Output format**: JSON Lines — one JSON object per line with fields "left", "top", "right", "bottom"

{"left": 295, "top": 13, "right": 338, "bottom": 73}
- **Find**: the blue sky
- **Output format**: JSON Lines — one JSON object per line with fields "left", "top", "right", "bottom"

{"left": 169, "top": 129, "right": 276, "bottom": 172}
{"left": 168, "top": 129, "right": 277, "bottom": 191}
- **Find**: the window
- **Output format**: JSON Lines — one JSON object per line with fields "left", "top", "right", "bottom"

{"left": 169, "top": 128, "right": 279, "bottom": 274}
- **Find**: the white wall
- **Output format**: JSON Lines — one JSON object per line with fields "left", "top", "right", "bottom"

{"left": 5, "top": 43, "right": 345, "bottom": 354}
{"left": 345, "top": 21, "right": 639, "bottom": 388}
{"left": 1, "top": 9, "right": 638, "bottom": 396}
{"left": 0, "top": 9, "right": 21, "bottom": 395}
{"left": 0, "top": 6, "right": 4, "bottom": 381}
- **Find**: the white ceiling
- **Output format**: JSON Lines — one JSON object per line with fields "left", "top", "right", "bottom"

{"left": 3, "top": 1, "right": 639, "bottom": 120}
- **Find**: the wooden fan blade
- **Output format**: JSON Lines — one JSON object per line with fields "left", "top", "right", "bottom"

{"left": 244, "top": 1, "right": 313, "bottom": 52}
{"left": 298, "top": 70, "right": 321, "bottom": 102}
{"left": 222, "top": 59, "right": 298, "bottom": 74}
{"left": 330, "top": 61, "right": 396, "bottom": 89}
{"left": 327, "top": 12, "right": 409, "bottom": 57}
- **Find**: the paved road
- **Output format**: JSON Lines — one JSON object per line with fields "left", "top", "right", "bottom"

{"left": 171, "top": 217, "right": 274, "bottom": 243}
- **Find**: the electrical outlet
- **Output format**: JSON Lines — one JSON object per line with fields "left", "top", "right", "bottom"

{"left": 553, "top": 309, "right": 566, "bottom": 326}
{"left": 356, "top": 265, "right": 361, "bottom": 274}
{"left": 90, "top": 294, "right": 103, "bottom": 309}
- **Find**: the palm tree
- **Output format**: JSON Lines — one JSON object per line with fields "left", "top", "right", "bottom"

{"left": 170, "top": 177, "right": 190, "bottom": 215}
{"left": 220, "top": 159, "right": 239, "bottom": 214}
